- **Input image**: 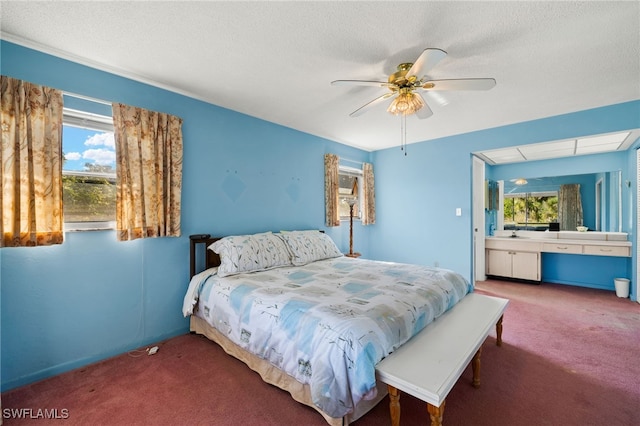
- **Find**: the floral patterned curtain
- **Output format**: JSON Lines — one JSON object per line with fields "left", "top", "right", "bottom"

{"left": 558, "top": 184, "right": 583, "bottom": 231}
{"left": 112, "top": 103, "right": 183, "bottom": 241}
{"left": 362, "top": 162, "right": 376, "bottom": 225}
{"left": 1, "top": 76, "right": 64, "bottom": 247}
{"left": 324, "top": 153, "right": 340, "bottom": 227}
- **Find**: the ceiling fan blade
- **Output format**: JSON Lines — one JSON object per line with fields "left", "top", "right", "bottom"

{"left": 349, "top": 93, "right": 395, "bottom": 117}
{"left": 331, "top": 80, "right": 391, "bottom": 87}
{"left": 406, "top": 48, "right": 447, "bottom": 80}
{"left": 414, "top": 94, "right": 433, "bottom": 119}
{"left": 421, "top": 78, "right": 496, "bottom": 91}
{"left": 425, "top": 90, "right": 449, "bottom": 107}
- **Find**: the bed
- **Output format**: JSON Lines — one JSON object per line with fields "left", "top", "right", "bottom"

{"left": 183, "top": 230, "right": 472, "bottom": 425}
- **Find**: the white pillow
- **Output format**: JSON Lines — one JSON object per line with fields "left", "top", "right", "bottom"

{"left": 277, "top": 230, "right": 343, "bottom": 266}
{"left": 209, "top": 232, "right": 293, "bottom": 277}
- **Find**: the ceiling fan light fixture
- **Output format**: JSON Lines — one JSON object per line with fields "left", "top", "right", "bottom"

{"left": 332, "top": 47, "right": 496, "bottom": 156}
{"left": 387, "top": 89, "right": 424, "bottom": 116}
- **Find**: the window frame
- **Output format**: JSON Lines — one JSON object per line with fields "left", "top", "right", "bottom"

{"left": 62, "top": 108, "right": 116, "bottom": 232}
{"left": 338, "top": 165, "right": 363, "bottom": 221}
{"left": 503, "top": 190, "right": 558, "bottom": 231}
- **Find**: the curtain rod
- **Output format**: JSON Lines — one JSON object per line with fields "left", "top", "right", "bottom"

{"left": 62, "top": 91, "right": 111, "bottom": 106}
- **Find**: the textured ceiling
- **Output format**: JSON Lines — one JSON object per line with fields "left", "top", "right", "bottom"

{"left": 1, "top": 1, "right": 639, "bottom": 152}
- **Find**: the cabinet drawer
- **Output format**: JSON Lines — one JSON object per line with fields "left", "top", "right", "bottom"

{"left": 485, "top": 239, "right": 542, "bottom": 252}
{"left": 542, "top": 243, "right": 582, "bottom": 254}
{"left": 583, "top": 245, "right": 630, "bottom": 257}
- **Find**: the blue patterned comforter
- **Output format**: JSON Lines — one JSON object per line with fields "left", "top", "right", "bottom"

{"left": 183, "top": 257, "right": 471, "bottom": 418}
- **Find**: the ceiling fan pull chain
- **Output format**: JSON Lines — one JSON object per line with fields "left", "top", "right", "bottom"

{"left": 402, "top": 114, "right": 407, "bottom": 156}
{"left": 400, "top": 115, "right": 404, "bottom": 153}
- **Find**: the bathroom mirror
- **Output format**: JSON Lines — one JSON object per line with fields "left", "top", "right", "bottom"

{"left": 499, "top": 171, "right": 621, "bottom": 232}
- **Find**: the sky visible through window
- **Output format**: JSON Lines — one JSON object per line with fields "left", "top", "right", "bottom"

{"left": 63, "top": 125, "right": 115, "bottom": 172}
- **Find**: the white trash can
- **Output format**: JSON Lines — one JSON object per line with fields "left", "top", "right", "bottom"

{"left": 614, "top": 278, "right": 630, "bottom": 298}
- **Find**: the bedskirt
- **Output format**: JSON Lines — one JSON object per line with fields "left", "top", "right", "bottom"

{"left": 190, "top": 315, "right": 387, "bottom": 425}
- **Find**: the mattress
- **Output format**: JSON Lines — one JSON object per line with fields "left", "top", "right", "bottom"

{"left": 183, "top": 256, "right": 471, "bottom": 418}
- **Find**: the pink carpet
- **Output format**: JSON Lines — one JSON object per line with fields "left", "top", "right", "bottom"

{"left": 3, "top": 280, "right": 639, "bottom": 425}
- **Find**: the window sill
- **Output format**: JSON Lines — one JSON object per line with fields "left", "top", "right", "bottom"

{"left": 64, "top": 221, "right": 115, "bottom": 232}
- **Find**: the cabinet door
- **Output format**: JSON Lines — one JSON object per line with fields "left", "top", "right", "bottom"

{"left": 487, "top": 250, "right": 513, "bottom": 277}
{"left": 511, "top": 251, "right": 539, "bottom": 281}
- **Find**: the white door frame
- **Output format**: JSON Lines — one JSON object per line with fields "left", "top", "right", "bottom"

{"left": 636, "top": 150, "right": 639, "bottom": 303}
{"left": 472, "top": 156, "right": 486, "bottom": 284}
{"left": 595, "top": 178, "right": 603, "bottom": 231}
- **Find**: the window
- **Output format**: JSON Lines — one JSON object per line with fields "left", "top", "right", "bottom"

{"left": 62, "top": 109, "right": 116, "bottom": 231}
{"left": 504, "top": 191, "right": 558, "bottom": 231}
{"left": 338, "top": 166, "right": 362, "bottom": 220}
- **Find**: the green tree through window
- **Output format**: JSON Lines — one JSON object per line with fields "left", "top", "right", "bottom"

{"left": 504, "top": 192, "right": 558, "bottom": 230}
{"left": 63, "top": 172, "right": 115, "bottom": 222}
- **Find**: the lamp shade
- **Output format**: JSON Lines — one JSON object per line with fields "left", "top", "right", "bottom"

{"left": 387, "top": 89, "right": 425, "bottom": 116}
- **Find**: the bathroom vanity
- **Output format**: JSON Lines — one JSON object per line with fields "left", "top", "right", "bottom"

{"left": 486, "top": 231, "right": 630, "bottom": 283}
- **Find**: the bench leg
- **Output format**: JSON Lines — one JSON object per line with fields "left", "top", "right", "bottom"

{"left": 496, "top": 315, "right": 504, "bottom": 346}
{"left": 427, "top": 400, "right": 445, "bottom": 426}
{"left": 472, "top": 346, "right": 482, "bottom": 388}
{"left": 387, "top": 385, "right": 401, "bottom": 426}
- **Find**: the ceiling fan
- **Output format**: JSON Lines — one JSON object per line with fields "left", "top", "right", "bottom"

{"left": 331, "top": 48, "right": 496, "bottom": 120}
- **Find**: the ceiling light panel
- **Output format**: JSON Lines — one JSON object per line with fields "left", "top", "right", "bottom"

{"left": 478, "top": 148, "right": 525, "bottom": 164}
{"left": 577, "top": 131, "right": 630, "bottom": 147}
{"left": 524, "top": 147, "right": 576, "bottom": 160}
{"left": 576, "top": 143, "right": 624, "bottom": 155}
{"left": 475, "top": 129, "right": 639, "bottom": 165}
{"left": 519, "top": 140, "right": 576, "bottom": 155}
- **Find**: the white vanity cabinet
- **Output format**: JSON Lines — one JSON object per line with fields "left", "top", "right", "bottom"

{"left": 485, "top": 231, "right": 631, "bottom": 282}
{"left": 486, "top": 248, "right": 540, "bottom": 281}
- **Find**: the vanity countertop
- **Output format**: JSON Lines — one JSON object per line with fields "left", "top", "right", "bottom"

{"left": 490, "top": 230, "right": 629, "bottom": 242}
{"left": 486, "top": 231, "right": 631, "bottom": 257}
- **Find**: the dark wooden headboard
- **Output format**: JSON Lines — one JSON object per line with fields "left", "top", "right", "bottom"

{"left": 189, "top": 234, "right": 221, "bottom": 279}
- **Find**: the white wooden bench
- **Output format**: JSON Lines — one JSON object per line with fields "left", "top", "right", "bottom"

{"left": 375, "top": 292, "right": 509, "bottom": 426}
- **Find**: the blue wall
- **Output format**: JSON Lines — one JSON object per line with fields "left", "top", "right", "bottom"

{"left": 0, "top": 41, "right": 371, "bottom": 391}
{"left": 487, "top": 150, "right": 630, "bottom": 288}
{"left": 541, "top": 253, "right": 630, "bottom": 290}
{"left": 2, "top": 40, "right": 639, "bottom": 391}
{"left": 369, "top": 102, "right": 639, "bottom": 293}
